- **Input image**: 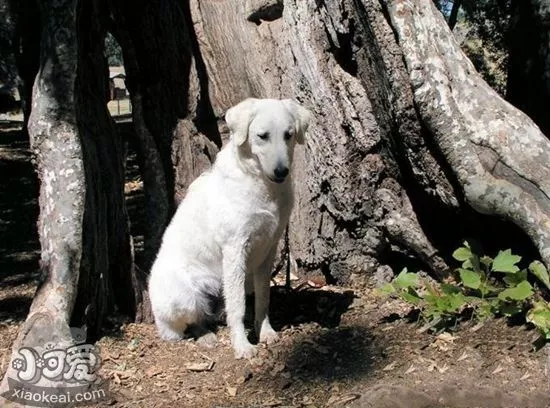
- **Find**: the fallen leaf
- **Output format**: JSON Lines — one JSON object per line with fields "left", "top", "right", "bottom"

{"left": 309, "top": 276, "right": 326, "bottom": 287}
{"left": 336, "top": 394, "right": 361, "bottom": 405}
{"left": 236, "top": 369, "right": 253, "bottom": 384}
{"left": 437, "top": 364, "right": 449, "bottom": 373}
{"left": 185, "top": 361, "right": 214, "bottom": 372}
{"left": 436, "top": 332, "right": 456, "bottom": 343}
{"left": 469, "top": 322, "right": 485, "bottom": 332}
{"left": 492, "top": 365, "right": 504, "bottom": 374}
{"left": 109, "top": 369, "right": 136, "bottom": 379}
{"left": 271, "top": 362, "right": 286, "bottom": 375}
{"left": 520, "top": 372, "right": 531, "bottom": 381}
{"left": 127, "top": 338, "right": 140, "bottom": 351}
{"left": 431, "top": 332, "right": 456, "bottom": 351}
{"left": 145, "top": 367, "right": 162, "bottom": 378}
{"left": 456, "top": 352, "right": 469, "bottom": 362}
{"left": 263, "top": 398, "right": 282, "bottom": 407}
{"left": 226, "top": 386, "right": 237, "bottom": 397}
{"left": 382, "top": 362, "right": 397, "bottom": 371}
{"left": 405, "top": 365, "right": 416, "bottom": 374}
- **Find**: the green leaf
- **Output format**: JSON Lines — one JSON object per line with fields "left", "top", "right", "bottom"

{"left": 478, "top": 281, "right": 499, "bottom": 297}
{"left": 497, "top": 280, "right": 533, "bottom": 301}
{"left": 498, "top": 303, "right": 523, "bottom": 317}
{"left": 529, "top": 261, "right": 550, "bottom": 290}
{"left": 393, "top": 268, "right": 419, "bottom": 290}
{"left": 527, "top": 302, "right": 550, "bottom": 339}
{"left": 475, "top": 301, "right": 493, "bottom": 321}
{"left": 424, "top": 282, "right": 440, "bottom": 297}
{"left": 453, "top": 246, "right": 472, "bottom": 262}
{"left": 480, "top": 256, "right": 493, "bottom": 269}
{"left": 424, "top": 294, "right": 439, "bottom": 305}
{"left": 503, "top": 270, "right": 528, "bottom": 287}
{"left": 400, "top": 290, "right": 422, "bottom": 305}
{"left": 448, "top": 293, "right": 467, "bottom": 311}
{"left": 492, "top": 249, "right": 521, "bottom": 273}
{"left": 464, "top": 295, "right": 483, "bottom": 305}
{"left": 376, "top": 283, "right": 396, "bottom": 297}
{"left": 459, "top": 268, "right": 481, "bottom": 289}
{"left": 461, "top": 255, "right": 482, "bottom": 273}
{"left": 441, "top": 283, "right": 461, "bottom": 295}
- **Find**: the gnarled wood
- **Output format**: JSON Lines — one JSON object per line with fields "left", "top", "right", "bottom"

{"left": 387, "top": 0, "right": 550, "bottom": 269}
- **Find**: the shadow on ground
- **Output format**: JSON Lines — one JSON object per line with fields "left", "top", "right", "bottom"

{"left": 0, "top": 125, "right": 40, "bottom": 288}
{"left": 0, "top": 295, "right": 33, "bottom": 322}
{"left": 270, "top": 287, "right": 379, "bottom": 382}
{"left": 285, "top": 325, "right": 378, "bottom": 381}
{"left": 270, "top": 286, "right": 355, "bottom": 329}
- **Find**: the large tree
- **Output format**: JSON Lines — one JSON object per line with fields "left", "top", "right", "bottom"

{"left": 3, "top": 0, "right": 550, "bottom": 397}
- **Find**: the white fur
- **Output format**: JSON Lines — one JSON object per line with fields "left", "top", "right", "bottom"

{"left": 148, "top": 98, "right": 310, "bottom": 359}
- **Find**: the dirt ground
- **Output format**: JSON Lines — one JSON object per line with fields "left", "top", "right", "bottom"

{"left": 2, "top": 124, "right": 550, "bottom": 408}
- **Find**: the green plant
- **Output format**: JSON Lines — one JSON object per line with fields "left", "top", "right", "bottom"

{"left": 379, "top": 242, "right": 550, "bottom": 339}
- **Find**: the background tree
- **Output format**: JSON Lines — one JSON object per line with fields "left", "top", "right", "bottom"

{"left": 507, "top": 0, "right": 550, "bottom": 137}
{"left": 3, "top": 0, "right": 550, "bottom": 395}
{"left": 104, "top": 32, "right": 123, "bottom": 66}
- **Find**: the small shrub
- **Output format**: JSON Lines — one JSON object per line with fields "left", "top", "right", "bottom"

{"left": 378, "top": 242, "right": 550, "bottom": 339}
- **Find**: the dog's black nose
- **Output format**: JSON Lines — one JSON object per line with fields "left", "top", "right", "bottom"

{"left": 274, "top": 165, "right": 289, "bottom": 180}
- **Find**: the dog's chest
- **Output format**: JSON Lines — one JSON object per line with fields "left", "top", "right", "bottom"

{"left": 238, "top": 188, "right": 291, "bottom": 247}
{"left": 247, "top": 194, "right": 285, "bottom": 235}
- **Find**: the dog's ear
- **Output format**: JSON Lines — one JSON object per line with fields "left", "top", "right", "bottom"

{"left": 225, "top": 98, "right": 258, "bottom": 146}
{"left": 283, "top": 99, "right": 311, "bottom": 145}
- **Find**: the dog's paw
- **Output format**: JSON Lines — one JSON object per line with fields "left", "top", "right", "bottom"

{"left": 233, "top": 341, "right": 257, "bottom": 360}
{"left": 158, "top": 325, "right": 185, "bottom": 342}
{"left": 259, "top": 327, "right": 279, "bottom": 344}
{"left": 196, "top": 332, "right": 218, "bottom": 349}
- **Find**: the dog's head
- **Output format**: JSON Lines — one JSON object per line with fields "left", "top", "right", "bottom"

{"left": 225, "top": 98, "right": 310, "bottom": 184}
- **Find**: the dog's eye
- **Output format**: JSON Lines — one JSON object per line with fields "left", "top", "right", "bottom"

{"left": 284, "top": 130, "right": 293, "bottom": 141}
{"left": 257, "top": 132, "right": 269, "bottom": 140}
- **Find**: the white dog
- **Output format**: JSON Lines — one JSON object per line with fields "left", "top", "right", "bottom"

{"left": 148, "top": 98, "right": 310, "bottom": 359}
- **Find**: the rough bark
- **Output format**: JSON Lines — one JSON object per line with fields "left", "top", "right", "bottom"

{"left": 389, "top": 0, "right": 550, "bottom": 270}
{"left": 507, "top": 0, "right": 550, "bottom": 136}
{"left": 175, "top": 0, "right": 546, "bottom": 284}
{"left": 109, "top": 0, "right": 221, "bottom": 320}
{"left": 188, "top": 0, "right": 464, "bottom": 282}
{"left": 72, "top": 0, "right": 134, "bottom": 333}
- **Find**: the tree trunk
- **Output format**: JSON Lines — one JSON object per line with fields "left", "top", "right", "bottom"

{"left": 507, "top": 0, "right": 550, "bottom": 137}
{"left": 184, "top": 0, "right": 544, "bottom": 284}
{"left": 108, "top": 0, "right": 221, "bottom": 321}
{"left": 0, "top": 0, "right": 84, "bottom": 395}
{"left": 0, "top": 0, "right": 134, "bottom": 396}
{"left": 72, "top": 0, "right": 134, "bottom": 333}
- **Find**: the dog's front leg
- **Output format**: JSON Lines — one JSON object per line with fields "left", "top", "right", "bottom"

{"left": 223, "top": 247, "right": 257, "bottom": 359}
{"left": 254, "top": 247, "right": 279, "bottom": 344}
